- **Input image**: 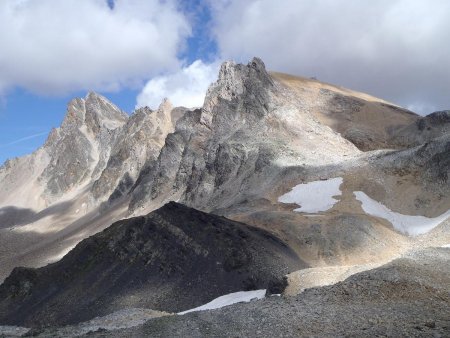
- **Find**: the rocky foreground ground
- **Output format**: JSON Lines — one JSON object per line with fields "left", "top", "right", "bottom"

{"left": 4, "top": 246, "right": 446, "bottom": 338}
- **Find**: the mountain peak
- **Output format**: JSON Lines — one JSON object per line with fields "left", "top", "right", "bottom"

{"left": 85, "top": 91, "right": 102, "bottom": 100}
{"left": 84, "top": 92, "right": 128, "bottom": 131}
{"left": 216, "top": 57, "right": 270, "bottom": 83}
{"left": 39, "top": 93, "right": 128, "bottom": 198}
{"left": 59, "top": 92, "right": 127, "bottom": 134}
{"left": 60, "top": 98, "right": 86, "bottom": 130}
{"left": 200, "top": 57, "right": 274, "bottom": 127}
{"left": 249, "top": 56, "right": 267, "bottom": 71}
{"left": 157, "top": 97, "right": 173, "bottom": 112}
{"left": 151, "top": 97, "right": 173, "bottom": 123}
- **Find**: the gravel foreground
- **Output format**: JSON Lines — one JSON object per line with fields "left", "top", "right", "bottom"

{"left": 14, "top": 247, "right": 448, "bottom": 338}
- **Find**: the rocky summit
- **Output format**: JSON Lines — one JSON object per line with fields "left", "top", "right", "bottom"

{"left": 0, "top": 57, "right": 449, "bottom": 337}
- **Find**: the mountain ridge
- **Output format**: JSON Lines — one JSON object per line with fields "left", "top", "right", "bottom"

{"left": 0, "top": 58, "right": 448, "bottom": 281}
{"left": 0, "top": 58, "right": 448, "bottom": 335}
{"left": 0, "top": 202, "right": 304, "bottom": 327}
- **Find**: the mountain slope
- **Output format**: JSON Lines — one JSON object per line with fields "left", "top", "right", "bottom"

{"left": 91, "top": 99, "right": 186, "bottom": 206}
{"left": 0, "top": 95, "right": 184, "bottom": 282}
{"left": 0, "top": 92, "right": 127, "bottom": 212}
{"left": 271, "top": 72, "right": 419, "bottom": 151}
{"left": 0, "top": 202, "right": 304, "bottom": 327}
{"left": 126, "top": 58, "right": 448, "bottom": 269}
{"left": 129, "top": 58, "right": 359, "bottom": 215}
{"left": 82, "top": 247, "right": 450, "bottom": 338}
{"left": 389, "top": 110, "right": 450, "bottom": 147}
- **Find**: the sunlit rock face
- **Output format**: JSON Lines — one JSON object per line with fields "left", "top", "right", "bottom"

{"left": 91, "top": 99, "right": 186, "bottom": 206}
{"left": 128, "top": 57, "right": 359, "bottom": 214}
{"left": 41, "top": 92, "right": 128, "bottom": 199}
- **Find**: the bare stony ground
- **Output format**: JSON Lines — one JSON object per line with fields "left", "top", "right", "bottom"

{"left": 0, "top": 309, "right": 169, "bottom": 337}
{"left": 90, "top": 247, "right": 450, "bottom": 338}
{"left": 8, "top": 246, "right": 446, "bottom": 338}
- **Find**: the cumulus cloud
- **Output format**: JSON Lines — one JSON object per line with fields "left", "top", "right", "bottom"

{"left": 136, "top": 59, "right": 220, "bottom": 109}
{"left": 0, "top": 0, "right": 190, "bottom": 94}
{"left": 210, "top": 0, "right": 450, "bottom": 114}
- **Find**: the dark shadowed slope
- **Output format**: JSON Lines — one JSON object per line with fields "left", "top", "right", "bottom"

{"left": 86, "top": 248, "right": 450, "bottom": 338}
{"left": 389, "top": 110, "right": 450, "bottom": 147}
{"left": 0, "top": 202, "right": 304, "bottom": 327}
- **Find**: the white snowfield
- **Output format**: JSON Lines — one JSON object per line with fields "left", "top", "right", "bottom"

{"left": 278, "top": 177, "right": 343, "bottom": 213}
{"left": 354, "top": 191, "right": 450, "bottom": 236}
{"left": 442, "top": 244, "right": 450, "bottom": 248}
{"left": 178, "top": 290, "right": 266, "bottom": 315}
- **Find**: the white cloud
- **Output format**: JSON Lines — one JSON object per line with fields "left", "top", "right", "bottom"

{"left": 210, "top": 0, "right": 450, "bottom": 114}
{"left": 136, "top": 59, "right": 220, "bottom": 109}
{"left": 0, "top": 0, "right": 191, "bottom": 94}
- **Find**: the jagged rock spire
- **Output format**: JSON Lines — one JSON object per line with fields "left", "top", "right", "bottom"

{"left": 200, "top": 57, "right": 274, "bottom": 128}
{"left": 156, "top": 97, "right": 173, "bottom": 120}
{"left": 39, "top": 92, "right": 128, "bottom": 198}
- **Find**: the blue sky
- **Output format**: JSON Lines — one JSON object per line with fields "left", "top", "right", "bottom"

{"left": 1, "top": 0, "right": 449, "bottom": 165}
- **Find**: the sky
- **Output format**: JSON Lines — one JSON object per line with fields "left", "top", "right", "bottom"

{"left": 0, "top": 0, "right": 449, "bottom": 165}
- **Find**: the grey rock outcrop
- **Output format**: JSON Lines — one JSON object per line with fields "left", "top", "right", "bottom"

{"left": 91, "top": 98, "right": 185, "bottom": 205}
{"left": 40, "top": 92, "right": 128, "bottom": 200}
{"left": 389, "top": 110, "right": 450, "bottom": 148}
{"left": 129, "top": 58, "right": 277, "bottom": 211}
{"left": 367, "top": 133, "right": 450, "bottom": 216}
{"left": 129, "top": 58, "right": 357, "bottom": 214}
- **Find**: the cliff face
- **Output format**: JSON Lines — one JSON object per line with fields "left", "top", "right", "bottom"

{"left": 91, "top": 99, "right": 186, "bottom": 206}
{"left": 129, "top": 58, "right": 359, "bottom": 214}
{"left": 0, "top": 93, "right": 184, "bottom": 215}
{"left": 0, "top": 92, "right": 128, "bottom": 213}
{"left": 41, "top": 92, "right": 128, "bottom": 199}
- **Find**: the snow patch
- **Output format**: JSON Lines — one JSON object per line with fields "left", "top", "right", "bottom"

{"left": 178, "top": 290, "right": 266, "bottom": 315}
{"left": 354, "top": 191, "right": 450, "bottom": 236}
{"left": 278, "top": 177, "right": 343, "bottom": 213}
{"left": 442, "top": 244, "right": 450, "bottom": 248}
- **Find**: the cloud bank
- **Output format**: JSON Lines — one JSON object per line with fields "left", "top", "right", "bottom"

{"left": 0, "top": 0, "right": 190, "bottom": 94}
{"left": 210, "top": 0, "right": 450, "bottom": 114}
{"left": 1, "top": 0, "right": 449, "bottom": 115}
{"left": 136, "top": 60, "right": 220, "bottom": 109}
